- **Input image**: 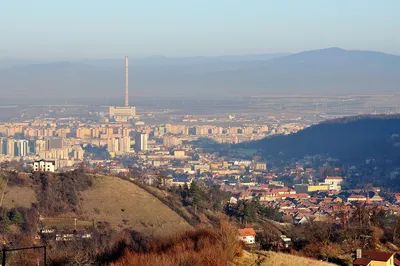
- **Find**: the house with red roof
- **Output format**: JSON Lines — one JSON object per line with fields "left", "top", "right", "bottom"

{"left": 238, "top": 228, "right": 256, "bottom": 245}
{"left": 394, "top": 193, "right": 400, "bottom": 203}
{"left": 348, "top": 194, "right": 367, "bottom": 202}
{"left": 353, "top": 249, "right": 396, "bottom": 266}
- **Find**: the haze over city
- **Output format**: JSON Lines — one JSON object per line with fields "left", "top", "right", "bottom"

{"left": 0, "top": 1, "right": 400, "bottom": 266}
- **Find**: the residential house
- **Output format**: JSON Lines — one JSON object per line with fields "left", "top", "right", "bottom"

{"left": 368, "top": 194, "right": 383, "bottom": 203}
{"left": 324, "top": 176, "right": 343, "bottom": 191}
{"left": 33, "top": 159, "right": 56, "bottom": 172}
{"left": 394, "top": 193, "right": 400, "bottom": 203}
{"left": 353, "top": 249, "right": 396, "bottom": 266}
{"left": 348, "top": 194, "right": 367, "bottom": 202}
{"left": 238, "top": 228, "right": 256, "bottom": 245}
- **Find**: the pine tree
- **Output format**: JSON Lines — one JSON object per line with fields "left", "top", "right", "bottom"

{"left": 10, "top": 210, "right": 24, "bottom": 226}
{"left": 189, "top": 181, "right": 201, "bottom": 213}
{"left": 181, "top": 183, "right": 190, "bottom": 205}
{"left": 0, "top": 212, "right": 11, "bottom": 233}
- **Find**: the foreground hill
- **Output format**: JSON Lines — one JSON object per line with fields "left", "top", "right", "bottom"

{"left": 0, "top": 172, "right": 191, "bottom": 236}
{"left": 80, "top": 175, "right": 191, "bottom": 235}
{"left": 233, "top": 251, "right": 335, "bottom": 266}
{"left": 247, "top": 115, "right": 400, "bottom": 163}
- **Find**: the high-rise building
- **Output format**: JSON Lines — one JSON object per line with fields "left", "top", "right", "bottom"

{"left": 6, "top": 138, "right": 16, "bottom": 156}
{"left": 135, "top": 133, "right": 148, "bottom": 152}
{"left": 106, "top": 138, "right": 120, "bottom": 153}
{"left": 46, "top": 137, "right": 63, "bottom": 150}
{"left": 163, "top": 136, "right": 181, "bottom": 147}
{"left": 34, "top": 139, "right": 47, "bottom": 154}
{"left": 119, "top": 137, "right": 131, "bottom": 153}
{"left": 0, "top": 137, "right": 5, "bottom": 155}
{"left": 15, "top": 140, "right": 29, "bottom": 157}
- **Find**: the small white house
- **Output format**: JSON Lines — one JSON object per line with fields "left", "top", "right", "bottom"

{"left": 33, "top": 159, "right": 56, "bottom": 172}
{"left": 324, "top": 176, "right": 343, "bottom": 191}
{"left": 238, "top": 228, "right": 256, "bottom": 245}
{"left": 347, "top": 194, "right": 367, "bottom": 202}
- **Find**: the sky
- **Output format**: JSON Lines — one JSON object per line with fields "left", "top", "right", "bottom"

{"left": 1, "top": 1, "right": 399, "bottom": 59}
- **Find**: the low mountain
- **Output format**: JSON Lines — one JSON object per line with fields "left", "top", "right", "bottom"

{"left": 202, "top": 47, "right": 400, "bottom": 95}
{"left": 246, "top": 114, "right": 400, "bottom": 163}
{"left": 1, "top": 48, "right": 399, "bottom": 102}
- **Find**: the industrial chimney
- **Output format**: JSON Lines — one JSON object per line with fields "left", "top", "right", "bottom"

{"left": 125, "top": 56, "right": 129, "bottom": 107}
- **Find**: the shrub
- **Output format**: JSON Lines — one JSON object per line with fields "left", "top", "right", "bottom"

{"left": 104, "top": 221, "right": 239, "bottom": 266}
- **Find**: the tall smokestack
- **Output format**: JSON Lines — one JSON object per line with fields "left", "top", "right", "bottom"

{"left": 125, "top": 56, "right": 129, "bottom": 107}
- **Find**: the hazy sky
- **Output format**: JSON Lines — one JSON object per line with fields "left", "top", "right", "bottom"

{"left": 1, "top": 1, "right": 399, "bottom": 59}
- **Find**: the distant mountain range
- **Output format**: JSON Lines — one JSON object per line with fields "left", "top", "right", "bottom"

{"left": 0, "top": 48, "right": 400, "bottom": 101}
{"left": 245, "top": 114, "right": 400, "bottom": 164}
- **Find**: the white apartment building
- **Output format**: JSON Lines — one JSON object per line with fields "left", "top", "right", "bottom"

{"left": 135, "top": 133, "right": 148, "bottom": 152}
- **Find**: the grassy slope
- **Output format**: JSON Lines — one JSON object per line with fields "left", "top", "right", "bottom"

{"left": 233, "top": 251, "right": 336, "bottom": 266}
{"left": 80, "top": 175, "right": 192, "bottom": 236}
{"left": 0, "top": 176, "right": 37, "bottom": 209}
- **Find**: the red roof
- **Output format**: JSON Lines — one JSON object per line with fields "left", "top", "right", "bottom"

{"left": 280, "top": 193, "right": 310, "bottom": 198}
{"left": 349, "top": 195, "right": 367, "bottom": 199}
{"left": 362, "top": 250, "right": 394, "bottom": 262}
{"left": 270, "top": 187, "right": 289, "bottom": 193}
{"left": 238, "top": 228, "right": 256, "bottom": 237}
{"left": 326, "top": 176, "right": 343, "bottom": 180}
{"left": 353, "top": 258, "right": 371, "bottom": 265}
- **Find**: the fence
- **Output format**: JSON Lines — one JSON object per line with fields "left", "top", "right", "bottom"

{"left": 1, "top": 246, "right": 46, "bottom": 266}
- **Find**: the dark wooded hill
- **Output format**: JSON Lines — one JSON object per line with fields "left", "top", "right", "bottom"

{"left": 246, "top": 115, "right": 400, "bottom": 164}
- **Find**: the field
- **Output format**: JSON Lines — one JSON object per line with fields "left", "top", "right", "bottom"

{"left": 80, "top": 175, "right": 192, "bottom": 236}
{"left": 40, "top": 217, "right": 93, "bottom": 230}
{"left": 0, "top": 178, "right": 37, "bottom": 208}
{"left": 233, "top": 251, "right": 336, "bottom": 266}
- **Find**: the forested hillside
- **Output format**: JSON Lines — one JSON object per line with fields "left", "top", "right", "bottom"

{"left": 248, "top": 115, "right": 400, "bottom": 163}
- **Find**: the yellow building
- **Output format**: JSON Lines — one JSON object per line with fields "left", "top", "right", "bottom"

{"left": 294, "top": 184, "right": 329, "bottom": 193}
{"left": 174, "top": 150, "right": 185, "bottom": 159}
{"left": 354, "top": 249, "right": 395, "bottom": 266}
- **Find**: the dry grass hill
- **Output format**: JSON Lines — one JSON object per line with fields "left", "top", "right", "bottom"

{"left": 2, "top": 185, "right": 37, "bottom": 208}
{"left": 80, "top": 175, "right": 192, "bottom": 236}
{"left": 233, "top": 251, "right": 336, "bottom": 266}
{"left": 0, "top": 173, "right": 191, "bottom": 237}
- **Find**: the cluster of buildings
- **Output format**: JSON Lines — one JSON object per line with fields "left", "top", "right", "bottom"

{"left": 0, "top": 56, "right": 306, "bottom": 173}
{"left": 0, "top": 115, "right": 306, "bottom": 172}
{"left": 218, "top": 163, "right": 400, "bottom": 224}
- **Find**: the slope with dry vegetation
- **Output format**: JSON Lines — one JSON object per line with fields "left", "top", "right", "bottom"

{"left": 80, "top": 175, "right": 192, "bottom": 236}
{"left": 233, "top": 251, "right": 336, "bottom": 266}
{"left": 105, "top": 220, "right": 241, "bottom": 266}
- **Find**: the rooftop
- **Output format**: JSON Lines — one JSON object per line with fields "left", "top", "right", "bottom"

{"left": 238, "top": 228, "right": 256, "bottom": 237}
{"left": 361, "top": 250, "right": 394, "bottom": 262}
